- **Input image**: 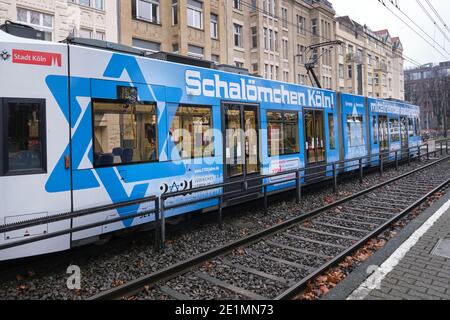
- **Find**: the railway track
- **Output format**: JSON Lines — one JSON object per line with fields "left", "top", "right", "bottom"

{"left": 88, "top": 156, "right": 450, "bottom": 300}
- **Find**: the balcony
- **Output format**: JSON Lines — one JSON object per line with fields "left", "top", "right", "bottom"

{"left": 375, "top": 62, "right": 388, "bottom": 73}
{"left": 346, "top": 52, "right": 363, "bottom": 64}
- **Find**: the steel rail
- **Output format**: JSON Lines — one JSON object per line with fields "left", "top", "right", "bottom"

{"left": 275, "top": 177, "right": 450, "bottom": 300}
{"left": 89, "top": 156, "right": 450, "bottom": 300}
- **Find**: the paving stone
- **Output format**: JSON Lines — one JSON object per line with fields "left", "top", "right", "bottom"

{"left": 348, "top": 192, "right": 450, "bottom": 300}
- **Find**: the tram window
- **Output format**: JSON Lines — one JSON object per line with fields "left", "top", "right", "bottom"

{"left": 389, "top": 117, "right": 400, "bottom": 142}
{"left": 346, "top": 115, "right": 364, "bottom": 147}
{"left": 372, "top": 116, "right": 378, "bottom": 144}
{"left": 267, "top": 111, "right": 299, "bottom": 157}
{"left": 378, "top": 115, "right": 389, "bottom": 151}
{"left": 328, "top": 113, "right": 335, "bottom": 150}
{"left": 1, "top": 99, "right": 46, "bottom": 175}
{"left": 414, "top": 118, "right": 420, "bottom": 136}
{"left": 93, "top": 101, "right": 158, "bottom": 167}
{"left": 408, "top": 118, "right": 414, "bottom": 137}
{"left": 170, "top": 106, "right": 214, "bottom": 159}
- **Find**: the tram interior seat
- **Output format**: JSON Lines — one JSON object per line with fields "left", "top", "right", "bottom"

{"left": 98, "top": 154, "right": 114, "bottom": 166}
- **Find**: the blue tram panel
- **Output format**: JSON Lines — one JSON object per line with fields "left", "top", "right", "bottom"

{"left": 339, "top": 93, "right": 369, "bottom": 172}
{"left": 368, "top": 98, "right": 421, "bottom": 164}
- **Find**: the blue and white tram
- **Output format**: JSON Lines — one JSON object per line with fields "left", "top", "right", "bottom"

{"left": 0, "top": 30, "right": 421, "bottom": 260}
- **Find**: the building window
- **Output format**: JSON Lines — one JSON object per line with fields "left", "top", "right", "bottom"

{"left": 1, "top": 99, "right": 46, "bottom": 175}
{"left": 274, "top": 31, "right": 278, "bottom": 52}
{"left": 95, "top": 0, "right": 105, "bottom": 10}
{"left": 263, "top": 28, "right": 268, "bottom": 50}
{"left": 95, "top": 31, "right": 105, "bottom": 40}
{"left": 368, "top": 72, "right": 373, "bottom": 85}
{"left": 79, "top": 28, "right": 92, "bottom": 39}
{"left": 347, "top": 115, "right": 364, "bottom": 147}
{"left": 348, "top": 65, "right": 353, "bottom": 78}
{"left": 211, "top": 54, "right": 220, "bottom": 63}
{"left": 281, "top": 7, "right": 288, "bottom": 28}
{"left": 136, "top": 0, "right": 160, "bottom": 24}
{"left": 328, "top": 114, "right": 335, "bottom": 150}
{"left": 187, "top": 0, "right": 203, "bottom": 29}
{"left": 251, "top": 26, "right": 258, "bottom": 48}
{"left": 172, "top": 43, "right": 179, "bottom": 53}
{"left": 16, "top": 7, "right": 53, "bottom": 41}
{"left": 234, "top": 24, "right": 243, "bottom": 48}
{"left": 93, "top": 100, "right": 158, "bottom": 167}
{"left": 172, "top": 0, "right": 178, "bottom": 25}
{"left": 267, "top": 111, "right": 299, "bottom": 157}
{"left": 338, "top": 64, "right": 344, "bottom": 79}
{"left": 282, "top": 39, "right": 288, "bottom": 60}
{"left": 132, "top": 38, "right": 160, "bottom": 52}
{"left": 170, "top": 106, "right": 214, "bottom": 159}
{"left": 210, "top": 13, "right": 218, "bottom": 39}
{"left": 252, "top": 63, "right": 258, "bottom": 72}
{"left": 264, "top": 0, "right": 276, "bottom": 15}
{"left": 233, "top": 0, "right": 242, "bottom": 10}
{"left": 188, "top": 44, "right": 204, "bottom": 59}
{"left": 297, "top": 45, "right": 305, "bottom": 63}
{"left": 311, "top": 18, "right": 317, "bottom": 35}
{"left": 297, "top": 15, "right": 305, "bottom": 35}
{"left": 235, "top": 61, "right": 244, "bottom": 68}
{"left": 283, "top": 71, "right": 289, "bottom": 82}
{"left": 268, "top": 29, "right": 273, "bottom": 51}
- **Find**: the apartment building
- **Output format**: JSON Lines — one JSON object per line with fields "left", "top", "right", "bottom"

{"left": 118, "top": 0, "right": 336, "bottom": 89}
{"left": 335, "top": 16, "right": 404, "bottom": 100}
{"left": 0, "top": 0, "right": 118, "bottom": 42}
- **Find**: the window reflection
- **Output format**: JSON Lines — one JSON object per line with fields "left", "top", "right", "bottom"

{"left": 170, "top": 106, "right": 214, "bottom": 159}
{"left": 93, "top": 101, "right": 157, "bottom": 166}
{"left": 389, "top": 117, "right": 400, "bottom": 142}
{"left": 346, "top": 115, "right": 364, "bottom": 147}
{"left": 7, "top": 102, "right": 43, "bottom": 172}
{"left": 267, "top": 111, "right": 299, "bottom": 157}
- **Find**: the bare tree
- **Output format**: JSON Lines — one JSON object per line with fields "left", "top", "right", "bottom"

{"left": 406, "top": 74, "right": 450, "bottom": 137}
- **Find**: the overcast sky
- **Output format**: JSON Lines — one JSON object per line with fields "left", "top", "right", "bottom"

{"left": 332, "top": 0, "right": 450, "bottom": 67}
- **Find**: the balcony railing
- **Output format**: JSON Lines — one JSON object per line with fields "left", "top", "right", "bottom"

{"left": 346, "top": 52, "right": 363, "bottom": 64}
{"left": 375, "top": 62, "right": 388, "bottom": 73}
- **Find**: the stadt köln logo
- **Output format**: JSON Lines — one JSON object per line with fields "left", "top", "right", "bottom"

{"left": 1, "top": 49, "right": 11, "bottom": 61}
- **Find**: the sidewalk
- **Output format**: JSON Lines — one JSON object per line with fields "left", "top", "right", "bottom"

{"left": 323, "top": 188, "right": 450, "bottom": 300}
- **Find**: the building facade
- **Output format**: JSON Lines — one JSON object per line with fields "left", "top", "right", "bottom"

{"left": 335, "top": 16, "right": 404, "bottom": 100}
{"left": 405, "top": 61, "right": 450, "bottom": 134}
{"left": 0, "top": 0, "right": 118, "bottom": 42}
{"left": 0, "top": 0, "right": 405, "bottom": 99}
{"left": 118, "top": 0, "right": 337, "bottom": 89}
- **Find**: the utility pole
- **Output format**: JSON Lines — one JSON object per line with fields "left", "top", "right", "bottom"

{"left": 444, "top": 76, "right": 449, "bottom": 137}
{"left": 294, "top": 40, "right": 343, "bottom": 88}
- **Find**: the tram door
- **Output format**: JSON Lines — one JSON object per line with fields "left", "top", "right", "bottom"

{"left": 400, "top": 116, "right": 409, "bottom": 158}
{"left": 223, "top": 103, "right": 261, "bottom": 200}
{"left": 304, "top": 110, "right": 326, "bottom": 168}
